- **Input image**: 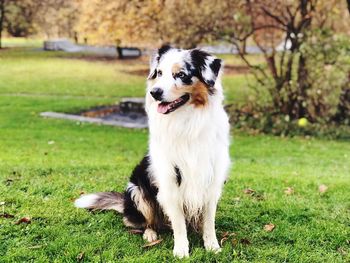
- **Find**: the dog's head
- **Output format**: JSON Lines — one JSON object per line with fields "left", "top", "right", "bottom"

{"left": 146, "top": 45, "right": 222, "bottom": 114}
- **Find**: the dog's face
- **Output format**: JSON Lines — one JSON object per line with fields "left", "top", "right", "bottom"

{"left": 147, "top": 46, "right": 222, "bottom": 114}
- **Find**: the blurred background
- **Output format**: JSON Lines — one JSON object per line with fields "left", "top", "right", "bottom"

{"left": 0, "top": 0, "right": 349, "bottom": 137}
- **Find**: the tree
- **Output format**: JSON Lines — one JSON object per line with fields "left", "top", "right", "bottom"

{"left": 5, "top": 0, "right": 38, "bottom": 37}
{"left": 0, "top": 0, "right": 5, "bottom": 49}
{"left": 77, "top": 0, "right": 234, "bottom": 48}
{"left": 224, "top": 0, "right": 349, "bottom": 123}
{"left": 34, "top": 0, "right": 80, "bottom": 39}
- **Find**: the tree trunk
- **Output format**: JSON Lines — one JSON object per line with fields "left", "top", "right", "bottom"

{"left": 0, "top": 0, "right": 5, "bottom": 49}
{"left": 295, "top": 0, "right": 313, "bottom": 118}
{"left": 296, "top": 54, "right": 309, "bottom": 118}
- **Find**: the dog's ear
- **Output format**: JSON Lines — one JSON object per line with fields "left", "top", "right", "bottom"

{"left": 190, "top": 49, "right": 222, "bottom": 88}
{"left": 148, "top": 45, "right": 173, "bottom": 80}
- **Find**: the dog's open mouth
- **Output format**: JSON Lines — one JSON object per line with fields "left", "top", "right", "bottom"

{"left": 157, "top": 94, "right": 190, "bottom": 114}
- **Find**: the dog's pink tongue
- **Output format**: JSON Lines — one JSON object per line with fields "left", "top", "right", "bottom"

{"left": 157, "top": 104, "right": 169, "bottom": 114}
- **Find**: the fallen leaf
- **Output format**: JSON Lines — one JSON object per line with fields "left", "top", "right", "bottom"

{"left": 319, "top": 184, "right": 328, "bottom": 193}
{"left": 220, "top": 237, "right": 228, "bottom": 246}
{"left": 79, "top": 191, "right": 85, "bottom": 195}
{"left": 221, "top": 231, "right": 229, "bottom": 238}
{"left": 243, "top": 188, "right": 255, "bottom": 194}
{"left": 231, "top": 238, "right": 238, "bottom": 246}
{"left": 128, "top": 229, "right": 144, "bottom": 235}
{"left": 15, "top": 217, "right": 31, "bottom": 225}
{"left": 142, "top": 239, "right": 163, "bottom": 248}
{"left": 264, "top": 223, "right": 275, "bottom": 232}
{"left": 76, "top": 252, "right": 84, "bottom": 261}
{"left": 284, "top": 187, "right": 294, "bottom": 195}
{"left": 0, "top": 213, "right": 15, "bottom": 218}
{"left": 337, "top": 247, "right": 347, "bottom": 256}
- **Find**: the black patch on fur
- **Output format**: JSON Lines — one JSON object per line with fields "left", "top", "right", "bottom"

{"left": 190, "top": 49, "right": 209, "bottom": 75}
{"left": 210, "top": 59, "right": 222, "bottom": 78}
{"left": 149, "top": 69, "right": 157, "bottom": 79}
{"left": 123, "top": 189, "right": 146, "bottom": 226}
{"left": 129, "top": 156, "right": 158, "bottom": 198}
{"left": 157, "top": 45, "right": 172, "bottom": 62}
{"left": 174, "top": 166, "right": 182, "bottom": 186}
{"left": 148, "top": 45, "right": 172, "bottom": 80}
{"left": 190, "top": 49, "right": 216, "bottom": 94}
{"left": 123, "top": 156, "right": 166, "bottom": 229}
{"left": 179, "top": 63, "right": 192, "bottom": 85}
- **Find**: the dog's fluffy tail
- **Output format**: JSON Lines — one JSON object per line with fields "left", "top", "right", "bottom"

{"left": 74, "top": 192, "right": 124, "bottom": 213}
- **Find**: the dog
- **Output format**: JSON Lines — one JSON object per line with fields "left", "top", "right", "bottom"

{"left": 74, "top": 45, "right": 231, "bottom": 258}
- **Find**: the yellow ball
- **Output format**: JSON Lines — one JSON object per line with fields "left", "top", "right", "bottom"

{"left": 298, "top": 118, "right": 308, "bottom": 127}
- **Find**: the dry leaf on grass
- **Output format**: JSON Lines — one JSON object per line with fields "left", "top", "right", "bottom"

{"left": 319, "top": 184, "right": 328, "bottom": 193}
{"left": 76, "top": 252, "right": 84, "bottom": 261}
{"left": 284, "top": 187, "right": 294, "bottom": 195}
{"left": 221, "top": 231, "right": 236, "bottom": 238}
{"left": 0, "top": 213, "right": 15, "bottom": 218}
{"left": 142, "top": 239, "right": 163, "bottom": 248}
{"left": 220, "top": 237, "right": 228, "bottom": 246}
{"left": 128, "top": 229, "right": 144, "bottom": 235}
{"left": 264, "top": 223, "right": 275, "bottom": 232}
{"left": 232, "top": 239, "right": 238, "bottom": 246}
{"left": 243, "top": 188, "right": 255, "bottom": 194}
{"left": 15, "top": 217, "right": 31, "bottom": 225}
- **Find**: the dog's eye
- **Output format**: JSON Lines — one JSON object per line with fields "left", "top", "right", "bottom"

{"left": 177, "top": 72, "right": 186, "bottom": 79}
{"left": 157, "top": 70, "right": 162, "bottom": 77}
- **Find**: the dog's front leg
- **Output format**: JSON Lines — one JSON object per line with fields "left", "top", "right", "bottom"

{"left": 203, "top": 198, "right": 221, "bottom": 252}
{"left": 158, "top": 189, "right": 189, "bottom": 258}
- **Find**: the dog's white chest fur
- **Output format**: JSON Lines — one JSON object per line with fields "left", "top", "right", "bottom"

{"left": 147, "top": 93, "right": 230, "bottom": 220}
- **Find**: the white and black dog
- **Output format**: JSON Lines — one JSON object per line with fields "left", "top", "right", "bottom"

{"left": 75, "top": 46, "right": 230, "bottom": 258}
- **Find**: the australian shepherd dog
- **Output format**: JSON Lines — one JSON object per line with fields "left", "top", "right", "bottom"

{"left": 75, "top": 46, "right": 230, "bottom": 258}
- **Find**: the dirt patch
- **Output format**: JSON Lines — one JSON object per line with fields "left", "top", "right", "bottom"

{"left": 124, "top": 68, "right": 149, "bottom": 77}
{"left": 224, "top": 65, "right": 251, "bottom": 75}
{"left": 80, "top": 105, "right": 120, "bottom": 118}
{"left": 41, "top": 98, "right": 147, "bottom": 128}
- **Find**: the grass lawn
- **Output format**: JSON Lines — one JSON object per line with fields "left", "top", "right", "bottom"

{"left": 0, "top": 46, "right": 349, "bottom": 262}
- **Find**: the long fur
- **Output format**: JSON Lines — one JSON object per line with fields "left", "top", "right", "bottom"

{"left": 75, "top": 46, "right": 230, "bottom": 258}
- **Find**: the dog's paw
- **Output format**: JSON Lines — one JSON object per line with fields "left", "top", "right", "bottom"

{"left": 143, "top": 228, "right": 158, "bottom": 242}
{"left": 173, "top": 244, "right": 189, "bottom": 258}
{"left": 204, "top": 239, "right": 221, "bottom": 253}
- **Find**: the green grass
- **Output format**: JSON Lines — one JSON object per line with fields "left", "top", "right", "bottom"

{"left": 0, "top": 47, "right": 349, "bottom": 262}
{"left": 1, "top": 37, "right": 43, "bottom": 48}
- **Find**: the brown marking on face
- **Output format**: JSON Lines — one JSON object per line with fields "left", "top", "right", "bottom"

{"left": 171, "top": 63, "right": 182, "bottom": 75}
{"left": 171, "top": 79, "right": 209, "bottom": 107}
{"left": 190, "top": 81, "right": 209, "bottom": 107}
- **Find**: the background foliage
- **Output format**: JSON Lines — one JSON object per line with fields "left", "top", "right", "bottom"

{"left": 0, "top": 0, "right": 349, "bottom": 137}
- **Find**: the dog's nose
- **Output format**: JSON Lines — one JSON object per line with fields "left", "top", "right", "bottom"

{"left": 150, "top": 87, "right": 164, "bottom": 101}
